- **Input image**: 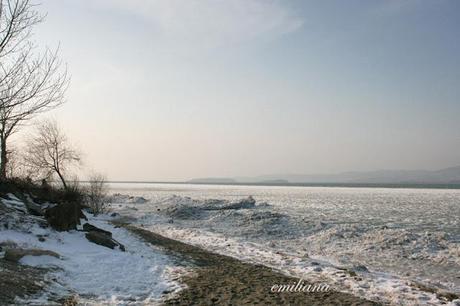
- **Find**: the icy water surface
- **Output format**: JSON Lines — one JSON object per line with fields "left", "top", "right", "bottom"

{"left": 108, "top": 183, "right": 460, "bottom": 305}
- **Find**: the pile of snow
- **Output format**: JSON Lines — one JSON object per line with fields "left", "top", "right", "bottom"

{"left": 151, "top": 196, "right": 304, "bottom": 239}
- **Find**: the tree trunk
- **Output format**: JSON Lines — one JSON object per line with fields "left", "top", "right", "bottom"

{"left": 56, "top": 169, "right": 67, "bottom": 190}
{"left": 0, "top": 136, "right": 7, "bottom": 181}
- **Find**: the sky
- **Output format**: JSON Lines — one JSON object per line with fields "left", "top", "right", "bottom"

{"left": 27, "top": 0, "right": 460, "bottom": 181}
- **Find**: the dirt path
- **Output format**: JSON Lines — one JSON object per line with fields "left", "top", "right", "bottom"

{"left": 120, "top": 224, "right": 381, "bottom": 306}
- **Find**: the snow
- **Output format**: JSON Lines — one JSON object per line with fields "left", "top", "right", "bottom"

{"left": 3, "top": 184, "right": 460, "bottom": 305}
{"left": 20, "top": 255, "right": 60, "bottom": 267}
{"left": 2, "top": 193, "right": 28, "bottom": 213}
{"left": 0, "top": 207, "right": 181, "bottom": 305}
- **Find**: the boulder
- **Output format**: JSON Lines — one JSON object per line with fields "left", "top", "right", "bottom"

{"left": 24, "top": 199, "right": 45, "bottom": 216}
{"left": 79, "top": 210, "right": 88, "bottom": 221}
{"left": 82, "top": 223, "right": 112, "bottom": 237}
{"left": 0, "top": 241, "right": 18, "bottom": 251}
{"left": 45, "top": 202, "right": 83, "bottom": 231}
{"left": 85, "top": 231, "right": 125, "bottom": 251}
{"left": 4, "top": 248, "right": 60, "bottom": 263}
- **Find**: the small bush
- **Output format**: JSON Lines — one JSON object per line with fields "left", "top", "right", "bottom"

{"left": 85, "top": 174, "right": 108, "bottom": 215}
{"left": 0, "top": 177, "right": 84, "bottom": 205}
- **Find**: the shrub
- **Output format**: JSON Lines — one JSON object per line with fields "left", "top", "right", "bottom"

{"left": 0, "top": 177, "right": 84, "bottom": 206}
{"left": 85, "top": 174, "right": 108, "bottom": 215}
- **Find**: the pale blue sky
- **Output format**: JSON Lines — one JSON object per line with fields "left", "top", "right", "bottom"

{"left": 30, "top": 0, "right": 460, "bottom": 180}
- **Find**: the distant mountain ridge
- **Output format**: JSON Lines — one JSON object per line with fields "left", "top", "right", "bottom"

{"left": 189, "top": 166, "right": 460, "bottom": 185}
{"left": 188, "top": 178, "right": 237, "bottom": 184}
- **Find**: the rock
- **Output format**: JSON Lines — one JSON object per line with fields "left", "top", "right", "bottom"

{"left": 82, "top": 223, "right": 112, "bottom": 237}
{"left": 24, "top": 199, "right": 45, "bottom": 216}
{"left": 45, "top": 202, "right": 84, "bottom": 231}
{"left": 0, "top": 241, "right": 18, "bottom": 251}
{"left": 4, "top": 248, "right": 60, "bottom": 263}
{"left": 79, "top": 210, "right": 88, "bottom": 221}
{"left": 85, "top": 231, "right": 125, "bottom": 251}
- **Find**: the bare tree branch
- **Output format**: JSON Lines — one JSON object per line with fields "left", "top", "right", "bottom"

{"left": 23, "top": 119, "right": 81, "bottom": 189}
{"left": 0, "top": 0, "right": 68, "bottom": 180}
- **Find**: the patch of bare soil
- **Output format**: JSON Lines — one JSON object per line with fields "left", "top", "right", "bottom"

{"left": 0, "top": 259, "right": 48, "bottom": 305}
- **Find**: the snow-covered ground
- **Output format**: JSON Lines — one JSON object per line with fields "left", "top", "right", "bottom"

{"left": 107, "top": 183, "right": 460, "bottom": 306}
{"left": 0, "top": 194, "right": 181, "bottom": 305}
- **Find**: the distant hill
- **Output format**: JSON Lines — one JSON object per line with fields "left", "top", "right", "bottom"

{"left": 257, "top": 179, "right": 290, "bottom": 185}
{"left": 252, "top": 166, "right": 460, "bottom": 184}
{"left": 187, "top": 178, "right": 237, "bottom": 184}
{"left": 189, "top": 166, "right": 460, "bottom": 185}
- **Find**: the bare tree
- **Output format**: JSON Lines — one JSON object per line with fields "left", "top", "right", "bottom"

{"left": 24, "top": 119, "right": 81, "bottom": 189}
{"left": 5, "top": 145, "right": 25, "bottom": 178}
{"left": 0, "top": 0, "right": 68, "bottom": 180}
{"left": 86, "top": 173, "right": 108, "bottom": 215}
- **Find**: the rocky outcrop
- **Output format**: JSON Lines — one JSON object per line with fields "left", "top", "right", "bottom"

{"left": 85, "top": 231, "right": 125, "bottom": 251}
{"left": 4, "top": 248, "right": 60, "bottom": 263}
{"left": 45, "top": 202, "right": 84, "bottom": 231}
{"left": 82, "top": 223, "right": 112, "bottom": 237}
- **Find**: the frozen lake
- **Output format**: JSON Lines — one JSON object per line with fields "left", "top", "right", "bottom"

{"left": 108, "top": 183, "right": 460, "bottom": 305}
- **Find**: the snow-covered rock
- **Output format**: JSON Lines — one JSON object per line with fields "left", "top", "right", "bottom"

{"left": 4, "top": 248, "right": 60, "bottom": 263}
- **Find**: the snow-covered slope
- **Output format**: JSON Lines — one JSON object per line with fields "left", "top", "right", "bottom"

{"left": 0, "top": 195, "right": 181, "bottom": 305}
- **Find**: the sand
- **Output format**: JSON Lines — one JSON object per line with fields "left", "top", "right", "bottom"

{"left": 120, "top": 224, "right": 381, "bottom": 306}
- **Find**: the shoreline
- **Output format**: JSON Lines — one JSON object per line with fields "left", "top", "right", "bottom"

{"left": 115, "top": 221, "right": 380, "bottom": 305}
{"left": 105, "top": 181, "right": 460, "bottom": 190}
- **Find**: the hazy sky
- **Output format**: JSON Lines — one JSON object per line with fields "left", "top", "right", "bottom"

{"left": 29, "top": 0, "right": 460, "bottom": 181}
